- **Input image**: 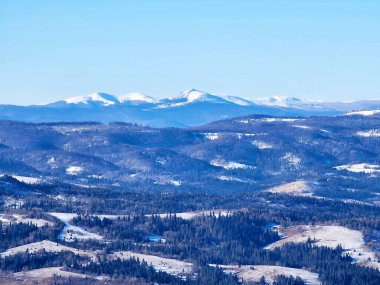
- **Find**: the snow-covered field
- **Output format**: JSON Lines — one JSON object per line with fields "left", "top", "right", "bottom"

{"left": 147, "top": 210, "right": 232, "bottom": 220}
{"left": 204, "top": 133, "right": 219, "bottom": 140}
{"left": 238, "top": 118, "right": 301, "bottom": 123}
{"left": 214, "top": 265, "right": 320, "bottom": 285}
{"left": 217, "top": 176, "right": 251, "bottom": 183}
{"left": 346, "top": 110, "right": 380, "bottom": 116}
{"left": 251, "top": 140, "right": 273, "bottom": 149}
{"left": 0, "top": 213, "right": 52, "bottom": 227}
{"left": 293, "top": 125, "right": 311, "bottom": 130}
{"left": 0, "top": 240, "right": 96, "bottom": 259}
{"left": 49, "top": 212, "right": 103, "bottom": 242}
{"left": 66, "top": 166, "right": 83, "bottom": 175}
{"left": 112, "top": 251, "right": 193, "bottom": 276}
{"left": 3, "top": 198, "right": 24, "bottom": 209}
{"left": 13, "top": 267, "right": 97, "bottom": 281}
{"left": 266, "top": 180, "right": 313, "bottom": 197}
{"left": 282, "top": 153, "right": 301, "bottom": 167}
{"left": 0, "top": 174, "right": 41, "bottom": 184}
{"left": 356, "top": 129, "right": 380, "bottom": 137}
{"left": 266, "top": 225, "right": 380, "bottom": 270}
{"left": 334, "top": 163, "right": 380, "bottom": 174}
{"left": 210, "top": 159, "right": 256, "bottom": 170}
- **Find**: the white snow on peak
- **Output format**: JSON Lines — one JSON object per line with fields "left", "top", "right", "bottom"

{"left": 346, "top": 110, "right": 380, "bottom": 116}
{"left": 170, "top": 89, "right": 252, "bottom": 106}
{"left": 64, "top": 93, "right": 118, "bottom": 106}
{"left": 178, "top": 89, "right": 210, "bottom": 102}
{"left": 252, "top": 96, "right": 303, "bottom": 107}
{"left": 118, "top": 93, "right": 158, "bottom": 104}
{"left": 220, "top": 95, "right": 253, "bottom": 106}
{"left": 252, "top": 96, "right": 330, "bottom": 110}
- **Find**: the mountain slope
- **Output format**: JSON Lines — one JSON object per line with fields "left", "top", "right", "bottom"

{"left": 0, "top": 113, "right": 379, "bottom": 204}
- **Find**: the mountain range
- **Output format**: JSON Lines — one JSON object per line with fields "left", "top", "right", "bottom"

{"left": 0, "top": 112, "right": 379, "bottom": 203}
{"left": 1, "top": 89, "right": 380, "bottom": 127}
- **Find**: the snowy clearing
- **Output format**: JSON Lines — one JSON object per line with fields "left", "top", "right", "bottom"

{"left": 3, "top": 198, "right": 24, "bottom": 209}
{"left": 293, "top": 125, "right": 311, "bottom": 129}
{"left": 282, "top": 153, "right": 301, "bottom": 167}
{"left": 266, "top": 180, "right": 313, "bottom": 197}
{"left": 153, "top": 177, "right": 182, "bottom": 187}
{"left": 213, "top": 265, "right": 320, "bottom": 285}
{"left": 13, "top": 267, "right": 100, "bottom": 281}
{"left": 210, "top": 159, "right": 256, "bottom": 170}
{"left": 251, "top": 140, "right": 273, "bottom": 149}
{"left": 66, "top": 166, "right": 83, "bottom": 175}
{"left": 169, "top": 180, "right": 181, "bottom": 186}
{"left": 346, "top": 110, "right": 380, "bottom": 116}
{"left": 356, "top": 129, "right": 380, "bottom": 137}
{"left": 49, "top": 212, "right": 124, "bottom": 223}
{"left": 0, "top": 213, "right": 53, "bottom": 227}
{"left": 0, "top": 174, "right": 41, "bottom": 184}
{"left": 112, "top": 251, "right": 193, "bottom": 276}
{"left": 49, "top": 212, "right": 103, "bottom": 242}
{"left": 217, "top": 176, "right": 251, "bottom": 183}
{"left": 0, "top": 240, "right": 96, "bottom": 259}
{"left": 238, "top": 118, "right": 301, "bottom": 123}
{"left": 334, "top": 163, "right": 380, "bottom": 174}
{"left": 147, "top": 210, "right": 232, "bottom": 220}
{"left": 204, "top": 133, "right": 219, "bottom": 140}
{"left": 266, "top": 225, "right": 380, "bottom": 270}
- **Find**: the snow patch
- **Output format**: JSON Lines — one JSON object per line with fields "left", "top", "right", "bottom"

{"left": 334, "top": 163, "right": 380, "bottom": 174}
{"left": 293, "top": 125, "right": 311, "bottom": 129}
{"left": 282, "top": 153, "right": 301, "bottom": 167}
{"left": 112, "top": 251, "right": 193, "bottom": 277}
{"left": 204, "top": 133, "right": 219, "bottom": 140}
{"left": 118, "top": 93, "right": 157, "bottom": 104}
{"left": 266, "top": 180, "right": 312, "bottom": 197}
{"left": 0, "top": 240, "right": 95, "bottom": 259}
{"left": 148, "top": 210, "right": 232, "bottom": 220}
{"left": 170, "top": 180, "right": 181, "bottom": 186}
{"left": 64, "top": 92, "right": 118, "bottom": 106}
{"left": 266, "top": 225, "right": 380, "bottom": 270}
{"left": 356, "top": 129, "right": 380, "bottom": 137}
{"left": 213, "top": 265, "right": 320, "bottom": 285}
{"left": 66, "top": 166, "right": 83, "bottom": 175}
{"left": 251, "top": 140, "right": 273, "bottom": 149}
{"left": 13, "top": 267, "right": 101, "bottom": 281}
{"left": 346, "top": 110, "right": 380, "bottom": 116}
{"left": 210, "top": 159, "right": 256, "bottom": 170}
{"left": 49, "top": 212, "right": 103, "bottom": 242}
{"left": 0, "top": 174, "right": 41, "bottom": 184}
{"left": 217, "top": 176, "right": 249, "bottom": 183}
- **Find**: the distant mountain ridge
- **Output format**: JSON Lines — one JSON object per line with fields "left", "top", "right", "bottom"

{"left": 1, "top": 89, "right": 380, "bottom": 127}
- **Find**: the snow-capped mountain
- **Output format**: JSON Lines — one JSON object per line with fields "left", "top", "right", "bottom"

{"left": 0, "top": 89, "right": 379, "bottom": 127}
{"left": 118, "top": 92, "right": 158, "bottom": 104}
{"left": 63, "top": 92, "right": 119, "bottom": 106}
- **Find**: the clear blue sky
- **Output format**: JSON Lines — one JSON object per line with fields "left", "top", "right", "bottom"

{"left": 0, "top": 0, "right": 379, "bottom": 105}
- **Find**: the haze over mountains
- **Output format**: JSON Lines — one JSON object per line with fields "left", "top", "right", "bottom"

{"left": 1, "top": 89, "right": 380, "bottom": 127}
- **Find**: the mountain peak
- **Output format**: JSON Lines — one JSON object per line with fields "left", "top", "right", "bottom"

{"left": 118, "top": 93, "right": 158, "bottom": 104}
{"left": 64, "top": 92, "right": 118, "bottom": 106}
{"left": 178, "top": 89, "right": 210, "bottom": 102}
{"left": 252, "top": 96, "right": 304, "bottom": 107}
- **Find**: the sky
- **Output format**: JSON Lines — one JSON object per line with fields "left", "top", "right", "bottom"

{"left": 0, "top": 0, "right": 379, "bottom": 105}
